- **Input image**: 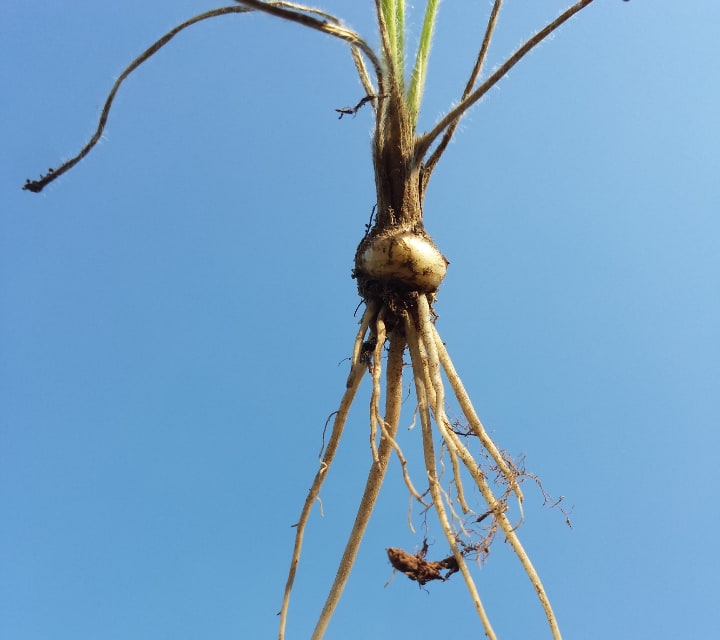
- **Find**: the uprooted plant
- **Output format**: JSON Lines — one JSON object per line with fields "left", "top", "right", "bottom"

{"left": 24, "top": 1, "right": 612, "bottom": 638}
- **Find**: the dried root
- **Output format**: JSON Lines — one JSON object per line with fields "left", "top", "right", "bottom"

{"left": 386, "top": 540, "right": 458, "bottom": 586}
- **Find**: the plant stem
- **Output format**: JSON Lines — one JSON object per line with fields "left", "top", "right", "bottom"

{"left": 22, "top": 6, "right": 253, "bottom": 193}
{"left": 423, "top": 0, "right": 504, "bottom": 177}
{"left": 407, "top": 0, "right": 440, "bottom": 127}
{"left": 416, "top": 0, "right": 595, "bottom": 161}
{"left": 380, "top": 0, "right": 405, "bottom": 91}
{"left": 24, "top": 1, "right": 385, "bottom": 193}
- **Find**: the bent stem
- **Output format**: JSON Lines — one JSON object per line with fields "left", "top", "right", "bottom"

{"left": 24, "top": 1, "right": 383, "bottom": 193}
{"left": 22, "top": 6, "right": 253, "bottom": 193}
{"left": 417, "top": 0, "right": 595, "bottom": 162}
{"left": 423, "top": 0, "right": 503, "bottom": 176}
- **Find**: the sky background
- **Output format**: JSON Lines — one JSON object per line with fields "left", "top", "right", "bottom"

{"left": 2, "top": 1, "right": 719, "bottom": 638}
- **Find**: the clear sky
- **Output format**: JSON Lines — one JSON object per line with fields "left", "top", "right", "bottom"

{"left": 3, "top": 1, "right": 719, "bottom": 638}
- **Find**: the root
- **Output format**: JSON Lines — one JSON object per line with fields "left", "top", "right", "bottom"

{"left": 430, "top": 318, "right": 524, "bottom": 509}
{"left": 369, "top": 308, "right": 388, "bottom": 463}
{"left": 350, "top": 300, "right": 378, "bottom": 371}
{"left": 310, "top": 326, "right": 406, "bottom": 639}
{"left": 368, "top": 308, "right": 427, "bottom": 511}
{"left": 278, "top": 317, "right": 371, "bottom": 639}
{"left": 413, "top": 294, "right": 562, "bottom": 640}
{"left": 405, "top": 311, "right": 497, "bottom": 639}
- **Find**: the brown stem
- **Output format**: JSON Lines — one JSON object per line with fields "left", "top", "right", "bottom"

{"left": 236, "top": 1, "right": 385, "bottom": 93}
{"left": 22, "top": 7, "right": 252, "bottom": 193}
{"left": 371, "top": 93, "right": 424, "bottom": 230}
{"left": 24, "top": 1, "right": 384, "bottom": 194}
{"left": 416, "top": 0, "right": 595, "bottom": 162}
{"left": 422, "top": 0, "right": 504, "bottom": 182}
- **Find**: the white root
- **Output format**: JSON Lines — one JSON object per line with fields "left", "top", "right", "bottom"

{"left": 369, "top": 308, "right": 387, "bottom": 463}
{"left": 350, "top": 300, "right": 378, "bottom": 370}
{"left": 283, "top": 293, "right": 562, "bottom": 640}
{"left": 310, "top": 324, "right": 405, "bottom": 639}
{"left": 278, "top": 315, "right": 372, "bottom": 640}
{"left": 281, "top": 294, "right": 563, "bottom": 640}
{"left": 418, "top": 295, "right": 562, "bottom": 640}
{"left": 430, "top": 318, "right": 525, "bottom": 509}
{"left": 404, "top": 310, "right": 498, "bottom": 640}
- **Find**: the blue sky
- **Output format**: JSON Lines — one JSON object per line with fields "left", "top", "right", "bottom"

{"left": 2, "top": 1, "right": 719, "bottom": 638}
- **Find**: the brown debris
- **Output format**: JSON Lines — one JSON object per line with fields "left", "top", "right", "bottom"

{"left": 386, "top": 541, "right": 459, "bottom": 586}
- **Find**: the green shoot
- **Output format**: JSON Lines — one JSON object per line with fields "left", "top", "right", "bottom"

{"left": 407, "top": 0, "right": 440, "bottom": 127}
{"left": 380, "top": 0, "right": 406, "bottom": 91}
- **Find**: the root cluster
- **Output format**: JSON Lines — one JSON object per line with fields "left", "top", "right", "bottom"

{"left": 278, "top": 290, "right": 563, "bottom": 640}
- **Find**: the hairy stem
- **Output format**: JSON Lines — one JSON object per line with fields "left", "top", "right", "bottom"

{"left": 22, "top": 6, "right": 252, "bottom": 193}
{"left": 235, "top": 1, "right": 385, "bottom": 92}
{"left": 380, "top": 0, "right": 405, "bottom": 92}
{"left": 407, "top": 0, "right": 440, "bottom": 127}
{"left": 416, "top": 0, "right": 595, "bottom": 161}
{"left": 423, "top": 0, "right": 503, "bottom": 178}
{"left": 24, "top": 1, "right": 384, "bottom": 193}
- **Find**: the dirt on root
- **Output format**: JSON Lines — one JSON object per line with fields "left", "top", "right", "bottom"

{"left": 386, "top": 541, "right": 459, "bottom": 586}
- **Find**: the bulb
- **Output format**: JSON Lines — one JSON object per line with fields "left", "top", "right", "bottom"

{"left": 357, "top": 231, "right": 448, "bottom": 293}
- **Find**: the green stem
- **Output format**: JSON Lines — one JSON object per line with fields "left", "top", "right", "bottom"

{"left": 407, "top": 0, "right": 440, "bottom": 127}
{"left": 380, "top": 0, "right": 405, "bottom": 89}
